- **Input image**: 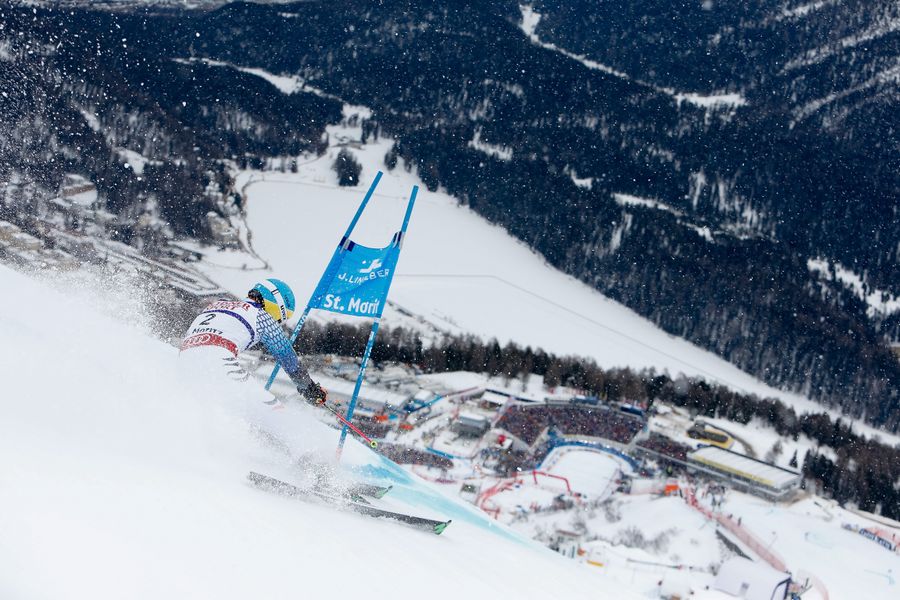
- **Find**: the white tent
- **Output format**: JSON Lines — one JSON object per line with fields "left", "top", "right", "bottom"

{"left": 480, "top": 390, "right": 508, "bottom": 406}
{"left": 713, "top": 557, "right": 791, "bottom": 600}
{"left": 689, "top": 446, "right": 800, "bottom": 491}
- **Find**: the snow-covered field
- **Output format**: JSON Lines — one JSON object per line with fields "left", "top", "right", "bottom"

{"left": 159, "top": 64, "right": 900, "bottom": 448}
{"left": 3, "top": 255, "right": 897, "bottom": 599}
{"left": 190, "top": 104, "right": 863, "bottom": 431}
{"left": 484, "top": 461, "right": 730, "bottom": 597}
{"left": 490, "top": 463, "right": 899, "bottom": 599}
{"left": 541, "top": 447, "right": 626, "bottom": 498}
{"left": 0, "top": 264, "right": 642, "bottom": 599}
{"left": 717, "top": 493, "right": 899, "bottom": 599}
{"left": 479, "top": 449, "right": 624, "bottom": 516}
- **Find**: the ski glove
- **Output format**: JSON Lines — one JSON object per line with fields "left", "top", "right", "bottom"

{"left": 302, "top": 381, "right": 328, "bottom": 405}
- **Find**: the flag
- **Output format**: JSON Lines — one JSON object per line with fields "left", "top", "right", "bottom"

{"left": 308, "top": 235, "right": 403, "bottom": 319}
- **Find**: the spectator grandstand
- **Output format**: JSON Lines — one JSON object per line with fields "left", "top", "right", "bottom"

{"left": 377, "top": 443, "right": 454, "bottom": 470}
{"left": 495, "top": 403, "right": 644, "bottom": 448}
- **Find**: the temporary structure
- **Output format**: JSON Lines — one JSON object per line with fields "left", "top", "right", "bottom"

{"left": 713, "top": 557, "right": 791, "bottom": 600}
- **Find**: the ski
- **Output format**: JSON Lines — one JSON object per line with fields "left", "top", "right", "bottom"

{"left": 291, "top": 455, "right": 392, "bottom": 500}
{"left": 346, "top": 481, "right": 393, "bottom": 500}
{"left": 248, "top": 472, "right": 451, "bottom": 535}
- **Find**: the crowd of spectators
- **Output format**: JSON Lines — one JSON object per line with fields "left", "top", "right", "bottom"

{"left": 495, "top": 403, "right": 644, "bottom": 446}
{"left": 637, "top": 432, "right": 691, "bottom": 462}
{"left": 494, "top": 405, "right": 547, "bottom": 444}
{"left": 378, "top": 443, "right": 454, "bottom": 470}
{"left": 353, "top": 419, "right": 392, "bottom": 439}
{"left": 495, "top": 448, "right": 541, "bottom": 476}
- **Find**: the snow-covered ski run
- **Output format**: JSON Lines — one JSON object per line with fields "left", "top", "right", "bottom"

{"left": 2, "top": 263, "right": 632, "bottom": 600}
{"left": 248, "top": 471, "right": 450, "bottom": 535}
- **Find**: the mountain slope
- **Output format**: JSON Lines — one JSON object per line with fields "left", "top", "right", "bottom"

{"left": 183, "top": 0, "right": 900, "bottom": 428}
{"left": 0, "top": 264, "right": 636, "bottom": 599}
{"left": 1, "top": 1, "right": 898, "bottom": 429}
{"left": 192, "top": 116, "right": 848, "bottom": 422}
{"left": 527, "top": 0, "right": 900, "bottom": 287}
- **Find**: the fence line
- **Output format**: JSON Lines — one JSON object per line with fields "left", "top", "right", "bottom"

{"left": 683, "top": 486, "right": 789, "bottom": 573}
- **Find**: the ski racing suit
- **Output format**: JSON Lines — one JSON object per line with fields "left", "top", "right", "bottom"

{"left": 178, "top": 298, "right": 314, "bottom": 402}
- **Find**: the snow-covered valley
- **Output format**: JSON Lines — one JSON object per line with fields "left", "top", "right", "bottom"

{"left": 209, "top": 123, "right": 764, "bottom": 394}
{"left": 3, "top": 2, "right": 900, "bottom": 598}
{"left": 187, "top": 106, "right": 899, "bottom": 447}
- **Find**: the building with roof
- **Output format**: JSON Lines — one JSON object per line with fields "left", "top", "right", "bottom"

{"left": 316, "top": 374, "right": 411, "bottom": 416}
{"left": 688, "top": 446, "right": 801, "bottom": 501}
{"left": 713, "top": 557, "right": 791, "bottom": 600}
{"left": 479, "top": 390, "right": 509, "bottom": 409}
{"left": 453, "top": 412, "right": 491, "bottom": 437}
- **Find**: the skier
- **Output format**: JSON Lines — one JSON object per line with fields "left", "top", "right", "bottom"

{"left": 179, "top": 278, "right": 327, "bottom": 407}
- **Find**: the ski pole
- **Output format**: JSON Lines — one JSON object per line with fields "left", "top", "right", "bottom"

{"left": 321, "top": 402, "right": 379, "bottom": 449}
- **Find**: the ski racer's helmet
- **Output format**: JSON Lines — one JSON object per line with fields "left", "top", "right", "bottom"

{"left": 249, "top": 278, "right": 296, "bottom": 322}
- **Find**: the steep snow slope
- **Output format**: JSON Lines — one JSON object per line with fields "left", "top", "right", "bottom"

{"left": 0, "top": 265, "right": 637, "bottom": 599}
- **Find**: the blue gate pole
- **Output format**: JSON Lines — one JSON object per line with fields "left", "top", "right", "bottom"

{"left": 336, "top": 319, "right": 381, "bottom": 458}
{"left": 335, "top": 185, "right": 417, "bottom": 455}
{"left": 262, "top": 171, "right": 383, "bottom": 391}
{"left": 339, "top": 170, "right": 383, "bottom": 243}
{"left": 399, "top": 185, "right": 418, "bottom": 234}
{"left": 334, "top": 185, "right": 418, "bottom": 457}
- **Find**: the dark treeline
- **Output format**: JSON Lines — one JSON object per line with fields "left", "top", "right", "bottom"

{"left": 295, "top": 319, "right": 900, "bottom": 519}
{"left": 804, "top": 442, "right": 900, "bottom": 521}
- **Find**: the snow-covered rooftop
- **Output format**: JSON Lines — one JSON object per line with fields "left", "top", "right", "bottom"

{"left": 689, "top": 446, "right": 800, "bottom": 490}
